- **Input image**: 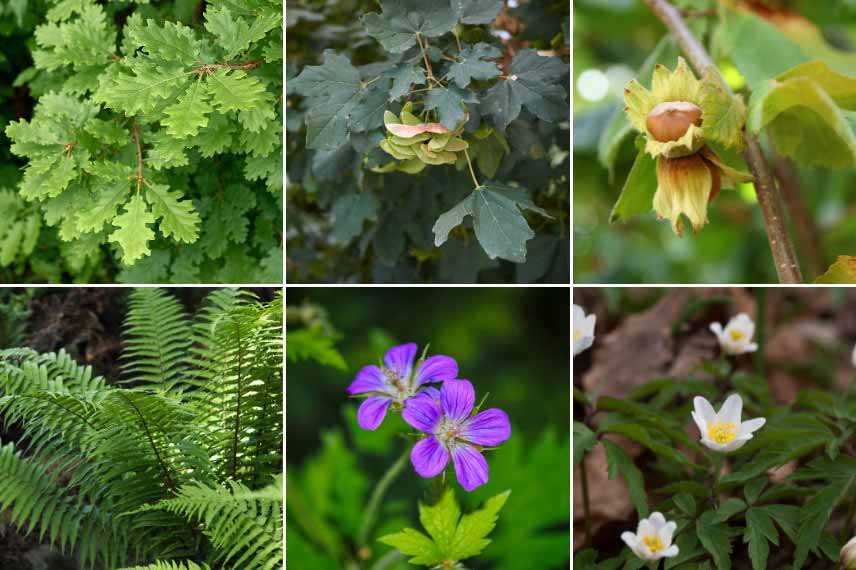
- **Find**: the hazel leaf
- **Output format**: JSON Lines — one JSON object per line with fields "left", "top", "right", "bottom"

{"left": 815, "top": 256, "right": 856, "bottom": 284}
{"left": 609, "top": 147, "right": 657, "bottom": 224}
{"left": 699, "top": 71, "right": 746, "bottom": 150}
{"left": 747, "top": 76, "right": 856, "bottom": 168}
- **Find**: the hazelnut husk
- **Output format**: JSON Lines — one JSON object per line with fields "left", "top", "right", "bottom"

{"left": 646, "top": 101, "right": 703, "bottom": 143}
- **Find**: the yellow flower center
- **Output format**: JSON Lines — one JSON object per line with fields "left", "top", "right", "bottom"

{"left": 574, "top": 329, "right": 584, "bottom": 342}
{"left": 729, "top": 329, "right": 745, "bottom": 342}
{"left": 708, "top": 421, "right": 738, "bottom": 444}
{"left": 643, "top": 534, "right": 664, "bottom": 553}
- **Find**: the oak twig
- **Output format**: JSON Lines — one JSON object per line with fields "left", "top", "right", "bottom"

{"left": 642, "top": 0, "right": 803, "bottom": 283}
{"left": 132, "top": 122, "right": 144, "bottom": 193}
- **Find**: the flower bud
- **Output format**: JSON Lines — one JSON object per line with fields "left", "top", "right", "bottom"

{"left": 646, "top": 101, "right": 703, "bottom": 143}
{"left": 842, "top": 536, "right": 856, "bottom": 570}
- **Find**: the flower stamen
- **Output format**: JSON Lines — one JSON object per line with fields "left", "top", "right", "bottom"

{"left": 708, "top": 420, "right": 737, "bottom": 444}
{"left": 643, "top": 534, "right": 664, "bottom": 553}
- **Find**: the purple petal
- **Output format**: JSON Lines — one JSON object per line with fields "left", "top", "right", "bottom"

{"left": 384, "top": 343, "right": 417, "bottom": 379}
{"left": 357, "top": 396, "right": 391, "bottom": 430}
{"left": 402, "top": 391, "right": 443, "bottom": 433}
{"left": 413, "top": 355, "right": 458, "bottom": 386}
{"left": 411, "top": 437, "right": 449, "bottom": 478}
{"left": 451, "top": 444, "right": 489, "bottom": 491}
{"left": 419, "top": 386, "right": 441, "bottom": 400}
{"left": 440, "top": 379, "right": 474, "bottom": 422}
{"left": 348, "top": 365, "right": 387, "bottom": 395}
{"left": 463, "top": 409, "right": 511, "bottom": 446}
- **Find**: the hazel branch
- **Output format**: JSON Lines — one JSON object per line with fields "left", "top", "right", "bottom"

{"left": 642, "top": 0, "right": 803, "bottom": 283}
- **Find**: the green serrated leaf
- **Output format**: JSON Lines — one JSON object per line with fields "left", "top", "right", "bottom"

{"left": 109, "top": 193, "right": 155, "bottom": 265}
{"left": 815, "top": 256, "right": 856, "bottom": 284}
{"left": 452, "top": 0, "right": 504, "bottom": 25}
{"left": 696, "top": 511, "right": 734, "bottom": 570}
{"left": 162, "top": 78, "right": 212, "bottom": 138}
{"left": 144, "top": 183, "right": 200, "bottom": 243}
{"left": 747, "top": 76, "right": 856, "bottom": 168}
{"left": 447, "top": 43, "right": 501, "bottom": 89}
{"left": 204, "top": 5, "right": 280, "bottom": 58}
{"left": 573, "top": 422, "right": 597, "bottom": 468}
{"left": 379, "top": 488, "right": 510, "bottom": 565}
{"left": 361, "top": 0, "right": 458, "bottom": 53}
{"left": 603, "top": 439, "right": 648, "bottom": 518}
{"left": 424, "top": 85, "right": 477, "bottom": 130}
{"left": 482, "top": 49, "right": 568, "bottom": 130}
{"left": 208, "top": 68, "right": 268, "bottom": 113}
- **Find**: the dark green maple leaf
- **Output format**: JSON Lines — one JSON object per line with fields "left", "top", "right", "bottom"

{"left": 446, "top": 43, "right": 502, "bottom": 88}
{"left": 292, "top": 50, "right": 389, "bottom": 149}
{"left": 424, "top": 85, "right": 477, "bottom": 129}
{"left": 452, "top": 0, "right": 505, "bottom": 24}
{"left": 361, "top": 0, "right": 458, "bottom": 53}
{"left": 482, "top": 49, "right": 568, "bottom": 130}
{"left": 433, "top": 182, "right": 551, "bottom": 262}
{"left": 387, "top": 64, "right": 426, "bottom": 101}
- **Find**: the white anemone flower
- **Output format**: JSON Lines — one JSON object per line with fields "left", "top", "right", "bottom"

{"left": 573, "top": 304, "right": 596, "bottom": 356}
{"left": 621, "top": 512, "right": 679, "bottom": 561}
{"left": 692, "top": 394, "right": 765, "bottom": 453}
{"left": 709, "top": 313, "right": 758, "bottom": 355}
{"left": 841, "top": 535, "right": 856, "bottom": 569}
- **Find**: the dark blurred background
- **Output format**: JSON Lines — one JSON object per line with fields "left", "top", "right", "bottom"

{"left": 573, "top": 0, "right": 856, "bottom": 283}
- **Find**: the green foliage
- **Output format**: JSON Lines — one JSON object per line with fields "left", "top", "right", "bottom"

{"left": 815, "top": 255, "right": 856, "bottom": 283}
{"left": 2, "top": 0, "right": 283, "bottom": 283}
{"left": 575, "top": 1, "right": 856, "bottom": 283}
{"left": 575, "top": 312, "right": 856, "bottom": 569}
{"left": 379, "top": 488, "right": 510, "bottom": 566}
{"left": 0, "top": 288, "right": 283, "bottom": 568}
{"left": 288, "top": 0, "right": 569, "bottom": 283}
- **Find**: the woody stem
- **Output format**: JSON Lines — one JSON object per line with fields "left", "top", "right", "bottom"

{"left": 132, "top": 122, "right": 144, "bottom": 192}
{"left": 642, "top": 0, "right": 803, "bottom": 284}
{"left": 415, "top": 32, "right": 435, "bottom": 82}
{"left": 463, "top": 148, "right": 480, "bottom": 189}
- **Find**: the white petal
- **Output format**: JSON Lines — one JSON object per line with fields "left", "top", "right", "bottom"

{"left": 659, "top": 520, "right": 677, "bottom": 544}
{"left": 621, "top": 531, "right": 638, "bottom": 549}
{"left": 693, "top": 396, "right": 717, "bottom": 426}
{"left": 648, "top": 512, "right": 666, "bottom": 530}
{"left": 662, "top": 545, "right": 680, "bottom": 558}
{"left": 691, "top": 410, "right": 707, "bottom": 436}
{"left": 637, "top": 518, "right": 653, "bottom": 538}
{"left": 719, "top": 394, "right": 743, "bottom": 423}
{"left": 709, "top": 322, "right": 724, "bottom": 337}
{"left": 744, "top": 342, "right": 758, "bottom": 353}
{"left": 700, "top": 437, "right": 729, "bottom": 452}
{"left": 573, "top": 304, "right": 586, "bottom": 326}
{"left": 723, "top": 438, "right": 748, "bottom": 452}
{"left": 584, "top": 314, "right": 597, "bottom": 336}
{"left": 573, "top": 335, "right": 594, "bottom": 356}
{"left": 740, "top": 417, "right": 766, "bottom": 435}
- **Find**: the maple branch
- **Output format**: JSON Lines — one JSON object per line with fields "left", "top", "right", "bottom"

{"left": 642, "top": 0, "right": 803, "bottom": 283}
{"left": 132, "top": 122, "right": 144, "bottom": 193}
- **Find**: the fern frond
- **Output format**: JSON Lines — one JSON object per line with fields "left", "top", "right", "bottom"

{"left": 189, "top": 290, "right": 283, "bottom": 485}
{"left": 118, "top": 561, "right": 211, "bottom": 570}
{"left": 137, "top": 476, "right": 283, "bottom": 570}
{"left": 123, "top": 288, "right": 193, "bottom": 394}
{"left": 0, "top": 440, "right": 129, "bottom": 569}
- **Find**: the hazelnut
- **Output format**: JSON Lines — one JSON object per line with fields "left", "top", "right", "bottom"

{"left": 646, "top": 101, "right": 703, "bottom": 142}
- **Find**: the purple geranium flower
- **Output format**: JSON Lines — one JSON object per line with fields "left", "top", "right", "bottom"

{"left": 347, "top": 342, "right": 458, "bottom": 431}
{"left": 402, "top": 379, "right": 511, "bottom": 491}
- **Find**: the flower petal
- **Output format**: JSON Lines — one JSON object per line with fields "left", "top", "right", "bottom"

{"left": 662, "top": 545, "right": 679, "bottom": 558}
{"left": 384, "top": 343, "right": 417, "bottom": 379}
{"left": 463, "top": 409, "right": 511, "bottom": 446}
{"left": 709, "top": 322, "right": 724, "bottom": 337}
{"left": 693, "top": 396, "right": 716, "bottom": 427}
{"left": 740, "top": 417, "right": 766, "bottom": 435}
{"left": 348, "top": 365, "right": 387, "bottom": 395}
{"left": 621, "top": 531, "right": 638, "bottom": 549}
{"left": 441, "top": 379, "right": 475, "bottom": 422}
{"left": 451, "top": 444, "right": 489, "bottom": 491}
{"left": 410, "top": 437, "right": 449, "bottom": 478}
{"left": 719, "top": 394, "right": 743, "bottom": 423}
{"left": 659, "top": 520, "right": 677, "bottom": 545}
{"left": 402, "top": 391, "right": 443, "bottom": 433}
{"left": 357, "top": 396, "right": 391, "bottom": 431}
{"left": 413, "top": 355, "right": 458, "bottom": 386}
{"left": 648, "top": 512, "right": 666, "bottom": 530}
